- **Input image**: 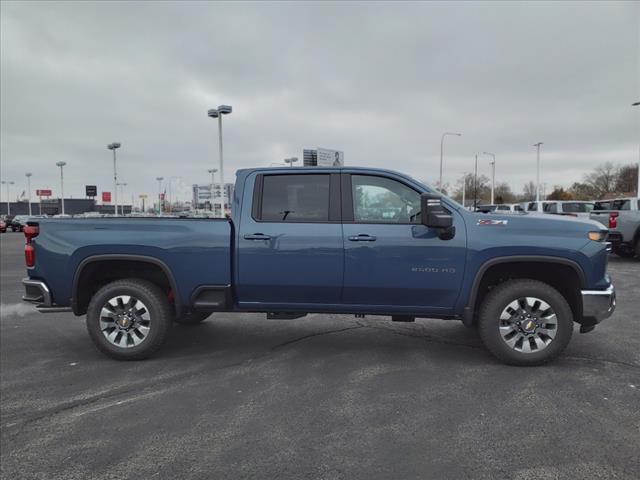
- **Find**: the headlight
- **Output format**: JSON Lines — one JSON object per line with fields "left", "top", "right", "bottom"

{"left": 588, "top": 231, "right": 607, "bottom": 242}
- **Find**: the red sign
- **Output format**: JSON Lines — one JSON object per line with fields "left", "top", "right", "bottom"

{"left": 102, "top": 192, "right": 112, "bottom": 202}
{"left": 36, "top": 189, "right": 52, "bottom": 197}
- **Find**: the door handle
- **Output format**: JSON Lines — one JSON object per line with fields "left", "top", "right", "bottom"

{"left": 243, "top": 233, "right": 271, "bottom": 241}
{"left": 348, "top": 234, "right": 377, "bottom": 242}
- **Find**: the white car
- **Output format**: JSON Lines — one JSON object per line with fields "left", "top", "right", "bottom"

{"left": 523, "top": 201, "right": 594, "bottom": 218}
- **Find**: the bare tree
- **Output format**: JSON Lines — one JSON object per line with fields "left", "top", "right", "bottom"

{"left": 615, "top": 164, "right": 639, "bottom": 194}
{"left": 584, "top": 162, "right": 618, "bottom": 199}
{"left": 522, "top": 181, "right": 536, "bottom": 201}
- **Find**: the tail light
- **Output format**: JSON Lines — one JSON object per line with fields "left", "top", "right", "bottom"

{"left": 24, "top": 224, "right": 39, "bottom": 268}
{"left": 608, "top": 212, "right": 618, "bottom": 229}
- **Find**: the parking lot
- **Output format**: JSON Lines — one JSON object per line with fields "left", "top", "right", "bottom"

{"left": 0, "top": 231, "right": 638, "bottom": 479}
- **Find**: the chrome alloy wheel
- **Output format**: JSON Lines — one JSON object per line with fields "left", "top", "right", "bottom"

{"left": 498, "top": 297, "right": 558, "bottom": 353}
{"left": 100, "top": 295, "right": 151, "bottom": 348}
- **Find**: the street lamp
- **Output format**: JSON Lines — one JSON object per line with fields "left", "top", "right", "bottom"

{"left": 56, "top": 161, "right": 66, "bottom": 215}
{"left": 156, "top": 177, "right": 164, "bottom": 216}
{"left": 208, "top": 105, "right": 232, "bottom": 217}
{"left": 483, "top": 152, "right": 496, "bottom": 204}
{"left": 473, "top": 153, "right": 479, "bottom": 211}
{"left": 633, "top": 102, "right": 640, "bottom": 196}
{"left": 116, "top": 182, "right": 128, "bottom": 215}
{"left": 207, "top": 168, "right": 217, "bottom": 212}
{"left": 439, "top": 132, "right": 462, "bottom": 192}
{"left": 533, "top": 142, "right": 543, "bottom": 202}
{"left": 1, "top": 181, "right": 15, "bottom": 216}
{"left": 284, "top": 157, "right": 298, "bottom": 167}
{"left": 25, "top": 173, "right": 32, "bottom": 216}
{"left": 107, "top": 142, "right": 121, "bottom": 215}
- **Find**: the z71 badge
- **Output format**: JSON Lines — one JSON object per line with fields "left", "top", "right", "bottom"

{"left": 477, "top": 219, "right": 508, "bottom": 226}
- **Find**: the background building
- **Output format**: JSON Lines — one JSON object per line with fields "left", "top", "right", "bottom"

{"left": 192, "top": 183, "right": 234, "bottom": 215}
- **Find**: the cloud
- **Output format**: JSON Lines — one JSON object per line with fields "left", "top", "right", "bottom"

{"left": 1, "top": 1, "right": 638, "bottom": 203}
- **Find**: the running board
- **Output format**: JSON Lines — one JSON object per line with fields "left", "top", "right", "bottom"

{"left": 37, "top": 306, "right": 73, "bottom": 313}
{"left": 266, "top": 312, "right": 307, "bottom": 320}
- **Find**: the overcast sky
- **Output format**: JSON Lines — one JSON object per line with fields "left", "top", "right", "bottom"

{"left": 1, "top": 1, "right": 638, "bottom": 204}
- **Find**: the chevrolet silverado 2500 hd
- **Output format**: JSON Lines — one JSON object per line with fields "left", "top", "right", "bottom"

{"left": 22, "top": 167, "right": 616, "bottom": 365}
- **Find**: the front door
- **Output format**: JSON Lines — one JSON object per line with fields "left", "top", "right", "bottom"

{"left": 341, "top": 173, "right": 466, "bottom": 313}
{"left": 236, "top": 172, "right": 343, "bottom": 307}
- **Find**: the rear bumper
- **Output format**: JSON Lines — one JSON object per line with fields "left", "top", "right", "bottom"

{"left": 581, "top": 283, "right": 616, "bottom": 324}
{"left": 606, "top": 231, "right": 623, "bottom": 245}
{"left": 22, "top": 278, "right": 72, "bottom": 313}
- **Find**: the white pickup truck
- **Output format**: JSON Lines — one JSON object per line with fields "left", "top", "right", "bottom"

{"left": 590, "top": 197, "right": 640, "bottom": 259}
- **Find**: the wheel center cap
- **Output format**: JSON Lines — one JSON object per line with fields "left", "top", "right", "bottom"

{"left": 522, "top": 319, "right": 536, "bottom": 333}
{"left": 118, "top": 316, "right": 131, "bottom": 328}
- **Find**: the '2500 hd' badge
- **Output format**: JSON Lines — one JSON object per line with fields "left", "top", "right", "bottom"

{"left": 477, "top": 219, "right": 508, "bottom": 226}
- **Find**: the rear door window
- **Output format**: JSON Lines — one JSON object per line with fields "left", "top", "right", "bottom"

{"left": 259, "top": 174, "right": 330, "bottom": 222}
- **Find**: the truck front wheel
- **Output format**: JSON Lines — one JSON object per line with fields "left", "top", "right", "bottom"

{"left": 86, "top": 279, "right": 172, "bottom": 360}
{"left": 478, "top": 279, "right": 573, "bottom": 366}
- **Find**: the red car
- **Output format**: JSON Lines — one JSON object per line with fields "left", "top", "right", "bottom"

{"left": 0, "top": 220, "right": 7, "bottom": 233}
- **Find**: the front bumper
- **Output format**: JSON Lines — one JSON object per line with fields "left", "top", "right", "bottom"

{"left": 581, "top": 283, "right": 616, "bottom": 325}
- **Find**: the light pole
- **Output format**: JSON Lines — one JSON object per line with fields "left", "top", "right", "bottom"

{"left": 483, "top": 152, "right": 496, "bottom": 204}
{"left": 1, "top": 181, "right": 14, "bottom": 215}
{"left": 533, "top": 142, "right": 543, "bottom": 202}
{"left": 284, "top": 157, "right": 299, "bottom": 167}
{"left": 439, "top": 132, "right": 462, "bottom": 192}
{"left": 56, "top": 161, "right": 66, "bottom": 215}
{"left": 25, "top": 173, "right": 32, "bottom": 216}
{"left": 207, "top": 168, "right": 217, "bottom": 212}
{"left": 116, "top": 182, "right": 128, "bottom": 215}
{"left": 156, "top": 177, "right": 164, "bottom": 216}
{"left": 633, "top": 102, "right": 640, "bottom": 196}
{"left": 208, "top": 105, "right": 232, "bottom": 216}
{"left": 461, "top": 172, "right": 467, "bottom": 209}
{"left": 107, "top": 142, "right": 121, "bottom": 215}
{"left": 473, "top": 153, "right": 479, "bottom": 211}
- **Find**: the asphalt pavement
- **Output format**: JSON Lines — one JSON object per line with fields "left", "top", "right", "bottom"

{"left": 1, "top": 231, "right": 638, "bottom": 479}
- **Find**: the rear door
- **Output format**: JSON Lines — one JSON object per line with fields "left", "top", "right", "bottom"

{"left": 236, "top": 172, "right": 344, "bottom": 306}
{"left": 340, "top": 173, "right": 467, "bottom": 312}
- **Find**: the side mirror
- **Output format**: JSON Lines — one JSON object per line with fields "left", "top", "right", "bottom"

{"left": 421, "top": 193, "right": 453, "bottom": 229}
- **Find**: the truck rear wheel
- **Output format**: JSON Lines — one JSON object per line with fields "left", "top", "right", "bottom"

{"left": 478, "top": 279, "right": 573, "bottom": 366}
{"left": 174, "top": 311, "right": 212, "bottom": 325}
{"left": 86, "top": 279, "right": 172, "bottom": 360}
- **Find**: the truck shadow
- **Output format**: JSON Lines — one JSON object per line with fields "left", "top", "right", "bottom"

{"left": 160, "top": 315, "right": 490, "bottom": 365}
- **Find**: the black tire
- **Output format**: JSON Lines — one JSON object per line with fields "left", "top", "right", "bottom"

{"left": 86, "top": 278, "right": 172, "bottom": 360}
{"left": 478, "top": 279, "right": 573, "bottom": 366}
{"left": 174, "top": 310, "right": 212, "bottom": 325}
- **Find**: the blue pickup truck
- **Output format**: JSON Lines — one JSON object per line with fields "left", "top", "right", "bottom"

{"left": 22, "top": 167, "right": 616, "bottom": 365}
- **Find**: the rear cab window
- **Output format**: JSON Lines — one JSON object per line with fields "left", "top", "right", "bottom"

{"left": 256, "top": 174, "right": 331, "bottom": 222}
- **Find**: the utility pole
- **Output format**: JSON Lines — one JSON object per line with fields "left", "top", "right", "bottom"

{"left": 107, "top": 143, "right": 121, "bottom": 215}
{"left": 208, "top": 105, "right": 232, "bottom": 217}
{"left": 1, "top": 181, "right": 14, "bottom": 215}
{"left": 156, "top": 177, "right": 164, "bottom": 216}
{"left": 533, "top": 142, "right": 543, "bottom": 202}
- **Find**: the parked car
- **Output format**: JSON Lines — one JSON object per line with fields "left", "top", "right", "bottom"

{"left": 10, "top": 215, "right": 32, "bottom": 232}
{"left": 22, "top": 166, "right": 615, "bottom": 365}
{"left": 590, "top": 197, "right": 640, "bottom": 259}
{"left": 477, "top": 204, "right": 524, "bottom": 213}
{"left": 543, "top": 201, "right": 595, "bottom": 218}
{"left": 0, "top": 219, "right": 6, "bottom": 233}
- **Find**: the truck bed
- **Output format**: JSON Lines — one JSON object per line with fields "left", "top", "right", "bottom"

{"left": 28, "top": 218, "right": 232, "bottom": 308}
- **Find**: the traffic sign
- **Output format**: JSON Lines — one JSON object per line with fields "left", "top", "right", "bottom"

{"left": 138, "top": 194, "right": 148, "bottom": 199}
{"left": 85, "top": 185, "right": 97, "bottom": 197}
{"left": 36, "top": 189, "right": 52, "bottom": 197}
